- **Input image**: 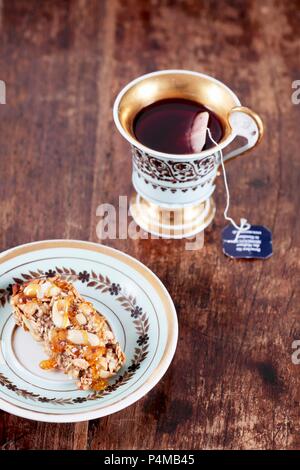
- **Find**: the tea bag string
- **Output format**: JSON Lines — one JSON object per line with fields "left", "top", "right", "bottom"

{"left": 206, "top": 128, "right": 251, "bottom": 240}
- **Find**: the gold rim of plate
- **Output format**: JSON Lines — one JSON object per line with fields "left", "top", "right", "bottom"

{"left": 0, "top": 240, "right": 178, "bottom": 422}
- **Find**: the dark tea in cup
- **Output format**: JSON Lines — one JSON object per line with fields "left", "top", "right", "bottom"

{"left": 114, "top": 70, "right": 263, "bottom": 238}
{"left": 133, "top": 98, "right": 223, "bottom": 154}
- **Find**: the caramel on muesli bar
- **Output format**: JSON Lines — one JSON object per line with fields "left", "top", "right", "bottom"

{"left": 11, "top": 276, "right": 126, "bottom": 391}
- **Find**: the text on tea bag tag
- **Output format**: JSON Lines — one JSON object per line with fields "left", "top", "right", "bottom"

{"left": 206, "top": 128, "right": 272, "bottom": 259}
{"left": 222, "top": 224, "right": 272, "bottom": 259}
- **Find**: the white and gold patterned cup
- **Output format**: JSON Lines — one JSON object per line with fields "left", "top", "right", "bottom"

{"left": 113, "top": 70, "right": 263, "bottom": 238}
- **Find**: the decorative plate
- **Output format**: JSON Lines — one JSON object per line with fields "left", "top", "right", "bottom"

{"left": 0, "top": 240, "right": 178, "bottom": 422}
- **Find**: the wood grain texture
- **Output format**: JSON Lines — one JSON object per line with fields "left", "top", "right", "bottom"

{"left": 0, "top": 0, "right": 300, "bottom": 450}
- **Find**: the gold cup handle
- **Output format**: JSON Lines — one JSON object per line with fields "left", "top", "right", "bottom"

{"left": 223, "top": 106, "right": 264, "bottom": 162}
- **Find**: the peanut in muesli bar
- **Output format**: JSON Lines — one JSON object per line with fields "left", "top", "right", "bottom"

{"left": 10, "top": 276, "right": 126, "bottom": 391}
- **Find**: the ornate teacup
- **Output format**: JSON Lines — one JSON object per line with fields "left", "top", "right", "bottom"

{"left": 113, "top": 70, "right": 263, "bottom": 238}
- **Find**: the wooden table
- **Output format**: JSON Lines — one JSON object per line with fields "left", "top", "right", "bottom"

{"left": 0, "top": 0, "right": 299, "bottom": 450}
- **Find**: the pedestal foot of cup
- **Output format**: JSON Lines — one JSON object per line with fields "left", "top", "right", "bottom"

{"left": 129, "top": 193, "right": 216, "bottom": 239}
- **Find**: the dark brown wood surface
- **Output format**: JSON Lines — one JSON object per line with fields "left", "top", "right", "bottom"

{"left": 0, "top": 0, "right": 300, "bottom": 450}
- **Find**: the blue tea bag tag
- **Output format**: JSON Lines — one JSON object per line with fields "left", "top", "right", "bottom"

{"left": 222, "top": 224, "right": 273, "bottom": 259}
